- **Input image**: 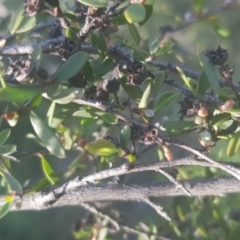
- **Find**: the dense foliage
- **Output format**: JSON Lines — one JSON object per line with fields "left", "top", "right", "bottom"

{"left": 1, "top": 0, "right": 240, "bottom": 239}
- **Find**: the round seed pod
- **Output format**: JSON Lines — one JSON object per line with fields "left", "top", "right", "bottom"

{"left": 219, "top": 99, "right": 235, "bottom": 112}
{"left": 194, "top": 116, "right": 204, "bottom": 125}
{"left": 197, "top": 107, "right": 208, "bottom": 118}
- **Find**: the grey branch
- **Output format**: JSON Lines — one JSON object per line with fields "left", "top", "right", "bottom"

{"left": 0, "top": 36, "right": 97, "bottom": 55}
{"left": 1, "top": 177, "right": 240, "bottom": 212}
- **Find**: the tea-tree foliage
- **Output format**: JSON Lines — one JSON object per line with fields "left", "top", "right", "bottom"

{"left": 0, "top": 0, "right": 240, "bottom": 239}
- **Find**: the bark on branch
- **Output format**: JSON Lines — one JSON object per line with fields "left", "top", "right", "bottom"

{"left": 1, "top": 177, "right": 239, "bottom": 212}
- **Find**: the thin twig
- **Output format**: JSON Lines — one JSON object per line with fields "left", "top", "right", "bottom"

{"left": 143, "top": 198, "right": 172, "bottom": 221}
{"left": 167, "top": 138, "right": 240, "bottom": 180}
{"left": 80, "top": 203, "right": 120, "bottom": 230}
{"left": 80, "top": 202, "right": 163, "bottom": 237}
{"left": 157, "top": 168, "right": 191, "bottom": 197}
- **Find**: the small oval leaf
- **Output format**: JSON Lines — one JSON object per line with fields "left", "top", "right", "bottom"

{"left": 40, "top": 155, "right": 59, "bottom": 185}
{"left": 197, "top": 71, "right": 210, "bottom": 96}
{"left": 139, "top": 74, "right": 164, "bottom": 108}
{"left": 121, "top": 78, "right": 143, "bottom": 103}
{"left": 0, "top": 170, "right": 23, "bottom": 194}
{"left": 128, "top": 23, "right": 140, "bottom": 45}
{"left": 120, "top": 125, "right": 131, "bottom": 148}
{"left": 53, "top": 52, "right": 88, "bottom": 82}
{"left": 32, "top": 45, "right": 42, "bottom": 72}
{"left": 154, "top": 92, "right": 180, "bottom": 112}
{"left": 158, "top": 39, "right": 175, "bottom": 55}
{"left": 0, "top": 145, "right": 16, "bottom": 155}
{"left": 149, "top": 36, "right": 159, "bottom": 55}
{"left": 198, "top": 53, "right": 220, "bottom": 93}
{"left": 161, "top": 121, "right": 198, "bottom": 134}
{"left": 30, "top": 111, "right": 66, "bottom": 158}
{"left": 124, "top": 4, "right": 146, "bottom": 23}
{"left": 77, "top": 0, "right": 109, "bottom": 8}
{"left": 227, "top": 131, "right": 240, "bottom": 157}
{"left": 9, "top": 6, "right": 25, "bottom": 34}
{"left": 0, "top": 200, "right": 13, "bottom": 219}
{"left": 102, "top": 113, "right": 118, "bottom": 124}
{"left": 0, "top": 86, "right": 43, "bottom": 103}
{"left": 0, "top": 129, "right": 11, "bottom": 146}
{"left": 81, "top": 117, "right": 94, "bottom": 129}
{"left": 86, "top": 139, "right": 119, "bottom": 156}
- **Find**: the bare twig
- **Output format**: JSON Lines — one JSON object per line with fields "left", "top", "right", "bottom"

{"left": 80, "top": 203, "right": 120, "bottom": 230}
{"left": 166, "top": 138, "right": 240, "bottom": 181}
{"left": 143, "top": 198, "right": 172, "bottom": 221}
{"left": 80, "top": 202, "right": 162, "bottom": 237}
{"left": 157, "top": 168, "right": 192, "bottom": 197}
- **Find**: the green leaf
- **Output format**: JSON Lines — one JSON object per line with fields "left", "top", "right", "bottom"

{"left": 27, "top": 177, "right": 51, "bottom": 193}
{"left": 128, "top": 153, "right": 137, "bottom": 163}
{"left": 15, "top": 12, "right": 49, "bottom": 34}
{"left": 198, "top": 53, "right": 220, "bottom": 93}
{"left": 102, "top": 113, "right": 118, "bottom": 124}
{"left": 9, "top": 5, "right": 25, "bottom": 34}
{"left": 63, "top": 131, "right": 73, "bottom": 150}
{"left": 162, "top": 121, "right": 198, "bottom": 133}
{"left": 77, "top": 0, "right": 109, "bottom": 7}
{"left": 215, "top": 26, "right": 230, "bottom": 38}
{"left": 81, "top": 117, "right": 94, "bottom": 129}
{"left": 104, "top": 152, "right": 119, "bottom": 163}
{"left": 0, "top": 200, "right": 13, "bottom": 219}
{"left": 121, "top": 79, "right": 143, "bottom": 103}
{"left": 0, "top": 145, "right": 16, "bottom": 155}
{"left": 197, "top": 71, "right": 210, "bottom": 96}
{"left": 30, "top": 111, "right": 66, "bottom": 158}
{"left": 0, "top": 129, "right": 11, "bottom": 146}
{"left": 0, "top": 169, "right": 23, "bottom": 194}
{"left": 145, "top": 0, "right": 156, "bottom": 5}
{"left": 0, "top": 85, "right": 43, "bottom": 103}
{"left": 30, "top": 94, "right": 42, "bottom": 109}
{"left": 47, "top": 84, "right": 76, "bottom": 104}
{"left": 138, "top": 5, "right": 153, "bottom": 26}
{"left": 32, "top": 45, "right": 42, "bottom": 72}
{"left": 124, "top": 4, "right": 146, "bottom": 24}
{"left": 128, "top": 23, "right": 140, "bottom": 45}
{"left": 53, "top": 52, "right": 88, "bottom": 82}
{"left": 47, "top": 101, "right": 56, "bottom": 126}
{"left": 217, "top": 87, "right": 232, "bottom": 97}
{"left": 138, "top": 74, "right": 164, "bottom": 108}
{"left": 210, "top": 113, "right": 231, "bottom": 126}
{"left": 176, "top": 66, "right": 200, "bottom": 97}
{"left": 227, "top": 131, "right": 240, "bottom": 157}
{"left": 98, "top": 31, "right": 107, "bottom": 53}
{"left": 133, "top": 50, "right": 147, "bottom": 62}
{"left": 154, "top": 92, "right": 180, "bottom": 112}
{"left": 158, "top": 39, "right": 175, "bottom": 55}
{"left": 150, "top": 74, "right": 165, "bottom": 97}
{"left": 40, "top": 155, "right": 59, "bottom": 185}
{"left": 66, "top": 27, "right": 79, "bottom": 42}
{"left": 149, "top": 37, "right": 159, "bottom": 55}
{"left": 86, "top": 139, "right": 119, "bottom": 156}
{"left": 73, "top": 110, "right": 95, "bottom": 118}
{"left": 91, "top": 33, "right": 98, "bottom": 47}
{"left": 120, "top": 125, "right": 131, "bottom": 148}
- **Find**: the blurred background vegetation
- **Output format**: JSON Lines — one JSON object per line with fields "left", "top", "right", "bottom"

{"left": 1, "top": 0, "right": 240, "bottom": 239}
